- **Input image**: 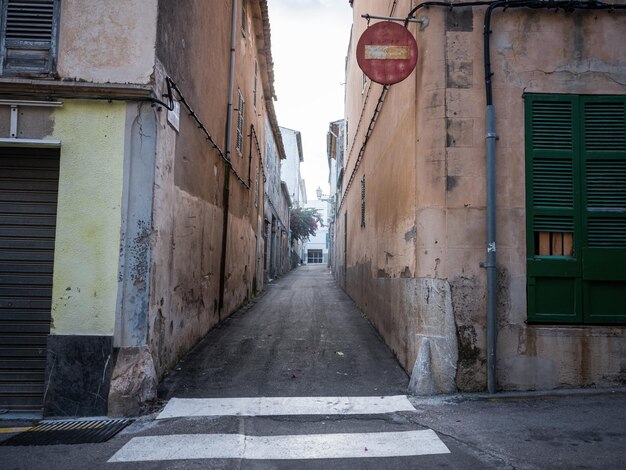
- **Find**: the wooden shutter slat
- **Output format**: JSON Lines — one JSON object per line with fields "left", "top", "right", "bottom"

{"left": 2, "top": 0, "right": 58, "bottom": 75}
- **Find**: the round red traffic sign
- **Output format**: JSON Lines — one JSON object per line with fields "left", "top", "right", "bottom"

{"left": 356, "top": 21, "right": 418, "bottom": 85}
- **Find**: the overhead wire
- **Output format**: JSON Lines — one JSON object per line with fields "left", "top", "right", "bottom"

{"left": 160, "top": 77, "right": 251, "bottom": 189}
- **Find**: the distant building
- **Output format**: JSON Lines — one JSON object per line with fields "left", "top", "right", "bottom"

{"left": 280, "top": 126, "right": 307, "bottom": 267}
{"left": 280, "top": 127, "right": 305, "bottom": 208}
{"left": 302, "top": 201, "right": 329, "bottom": 265}
{"left": 327, "top": 119, "right": 345, "bottom": 274}
{"left": 264, "top": 120, "right": 291, "bottom": 282}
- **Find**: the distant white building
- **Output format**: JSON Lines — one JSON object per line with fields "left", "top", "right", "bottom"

{"left": 326, "top": 119, "right": 344, "bottom": 273}
{"left": 302, "top": 200, "right": 329, "bottom": 264}
{"left": 280, "top": 126, "right": 307, "bottom": 266}
{"left": 280, "top": 127, "right": 306, "bottom": 207}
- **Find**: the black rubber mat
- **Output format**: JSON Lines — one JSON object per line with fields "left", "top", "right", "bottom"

{"left": 0, "top": 418, "right": 131, "bottom": 446}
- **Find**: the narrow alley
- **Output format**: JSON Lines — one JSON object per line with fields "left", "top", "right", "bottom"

{"left": 110, "top": 264, "right": 469, "bottom": 467}
{"left": 157, "top": 264, "right": 409, "bottom": 399}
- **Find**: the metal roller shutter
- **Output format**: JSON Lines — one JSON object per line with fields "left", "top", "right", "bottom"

{"left": 0, "top": 146, "right": 59, "bottom": 413}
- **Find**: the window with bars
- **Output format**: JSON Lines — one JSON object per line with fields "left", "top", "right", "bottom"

{"left": 525, "top": 94, "right": 626, "bottom": 325}
{"left": 236, "top": 90, "right": 245, "bottom": 156}
{"left": 253, "top": 61, "right": 258, "bottom": 109}
{"left": 241, "top": 0, "right": 248, "bottom": 37}
{"left": 307, "top": 249, "right": 323, "bottom": 264}
{"left": 0, "top": 0, "right": 60, "bottom": 76}
{"left": 254, "top": 161, "right": 260, "bottom": 208}
{"left": 360, "top": 174, "right": 365, "bottom": 228}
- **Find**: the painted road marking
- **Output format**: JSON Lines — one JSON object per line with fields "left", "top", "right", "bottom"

{"left": 157, "top": 395, "right": 416, "bottom": 419}
{"left": 108, "top": 430, "right": 450, "bottom": 462}
{"left": 0, "top": 427, "right": 31, "bottom": 433}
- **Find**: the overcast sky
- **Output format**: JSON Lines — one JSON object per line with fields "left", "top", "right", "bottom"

{"left": 267, "top": 0, "right": 353, "bottom": 201}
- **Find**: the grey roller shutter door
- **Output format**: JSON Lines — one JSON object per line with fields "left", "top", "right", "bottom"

{"left": 0, "top": 146, "right": 59, "bottom": 413}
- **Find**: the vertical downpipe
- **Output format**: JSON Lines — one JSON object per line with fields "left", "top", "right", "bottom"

{"left": 219, "top": 0, "right": 238, "bottom": 319}
{"left": 485, "top": 105, "right": 497, "bottom": 394}
{"left": 483, "top": 1, "right": 502, "bottom": 394}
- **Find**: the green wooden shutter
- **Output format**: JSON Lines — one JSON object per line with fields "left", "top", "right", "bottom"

{"left": 526, "top": 94, "right": 626, "bottom": 325}
{"left": 526, "top": 95, "right": 582, "bottom": 323}
{"left": 581, "top": 97, "right": 626, "bottom": 324}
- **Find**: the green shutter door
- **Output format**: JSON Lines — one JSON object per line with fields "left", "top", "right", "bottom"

{"left": 526, "top": 95, "right": 582, "bottom": 323}
{"left": 581, "top": 97, "right": 626, "bottom": 324}
{"left": 526, "top": 94, "right": 626, "bottom": 325}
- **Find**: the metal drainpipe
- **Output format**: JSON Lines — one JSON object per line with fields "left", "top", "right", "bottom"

{"left": 485, "top": 103, "right": 497, "bottom": 394}
{"left": 218, "top": 0, "right": 238, "bottom": 320}
{"left": 483, "top": 0, "right": 506, "bottom": 395}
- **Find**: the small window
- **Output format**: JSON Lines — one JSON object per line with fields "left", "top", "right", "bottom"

{"left": 254, "top": 161, "right": 260, "bottom": 208}
{"left": 535, "top": 232, "right": 574, "bottom": 257}
{"left": 360, "top": 174, "right": 366, "bottom": 228}
{"left": 241, "top": 0, "right": 248, "bottom": 37}
{"left": 236, "top": 90, "right": 245, "bottom": 155}
{"left": 307, "top": 249, "right": 323, "bottom": 264}
{"left": 0, "top": 0, "right": 60, "bottom": 76}
{"left": 253, "top": 61, "right": 258, "bottom": 109}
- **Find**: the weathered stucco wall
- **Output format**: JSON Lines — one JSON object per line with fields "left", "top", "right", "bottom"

{"left": 48, "top": 100, "right": 126, "bottom": 336}
{"left": 482, "top": 6, "right": 626, "bottom": 391}
{"left": 147, "top": 60, "right": 226, "bottom": 376}
{"left": 57, "top": 0, "right": 158, "bottom": 84}
{"left": 148, "top": 0, "right": 272, "bottom": 378}
{"left": 339, "top": 0, "right": 458, "bottom": 388}
{"left": 342, "top": 1, "right": 626, "bottom": 393}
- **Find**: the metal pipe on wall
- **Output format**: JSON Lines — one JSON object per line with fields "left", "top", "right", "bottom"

{"left": 485, "top": 104, "right": 497, "bottom": 394}
{"left": 218, "top": 0, "right": 239, "bottom": 319}
{"left": 483, "top": 0, "right": 504, "bottom": 395}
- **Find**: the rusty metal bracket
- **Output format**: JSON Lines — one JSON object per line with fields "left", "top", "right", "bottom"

{"left": 362, "top": 14, "right": 426, "bottom": 24}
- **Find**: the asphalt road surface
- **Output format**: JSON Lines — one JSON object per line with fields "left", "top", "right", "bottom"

{"left": 1, "top": 265, "right": 625, "bottom": 469}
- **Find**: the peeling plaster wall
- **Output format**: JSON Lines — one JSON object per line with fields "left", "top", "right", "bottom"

{"left": 343, "top": 1, "right": 626, "bottom": 393}
{"left": 148, "top": 1, "right": 271, "bottom": 378}
{"left": 450, "top": 6, "right": 626, "bottom": 391}
{"left": 41, "top": 100, "right": 126, "bottom": 416}
{"left": 340, "top": 0, "right": 446, "bottom": 387}
{"left": 57, "top": 0, "right": 158, "bottom": 84}
{"left": 48, "top": 100, "right": 126, "bottom": 336}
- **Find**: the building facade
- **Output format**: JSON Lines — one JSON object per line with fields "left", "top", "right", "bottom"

{"left": 302, "top": 200, "right": 329, "bottom": 265}
{"left": 263, "top": 118, "right": 291, "bottom": 282}
{"left": 0, "top": 0, "right": 284, "bottom": 416}
{"left": 339, "top": 0, "right": 626, "bottom": 393}
{"left": 327, "top": 119, "right": 345, "bottom": 274}
{"left": 280, "top": 126, "right": 307, "bottom": 266}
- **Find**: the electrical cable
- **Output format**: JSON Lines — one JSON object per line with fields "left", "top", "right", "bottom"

{"left": 163, "top": 77, "right": 251, "bottom": 189}
{"left": 338, "top": 1, "right": 398, "bottom": 211}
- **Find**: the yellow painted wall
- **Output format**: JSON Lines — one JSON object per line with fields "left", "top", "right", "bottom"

{"left": 48, "top": 100, "right": 126, "bottom": 336}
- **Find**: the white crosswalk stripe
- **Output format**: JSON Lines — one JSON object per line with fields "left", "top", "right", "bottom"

{"left": 157, "top": 395, "right": 416, "bottom": 418}
{"left": 109, "top": 395, "right": 450, "bottom": 463}
{"left": 109, "top": 430, "right": 449, "bottom": 462}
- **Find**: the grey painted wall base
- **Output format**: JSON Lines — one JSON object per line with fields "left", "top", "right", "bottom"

{"left": 346, "top": 262, "right": 459, "bottom": 395}
{"left": 108, "top": 346, "right": 157, "bottom": 417}
{"left": 43, "top": 335, "right": 114, "bottom": 417}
